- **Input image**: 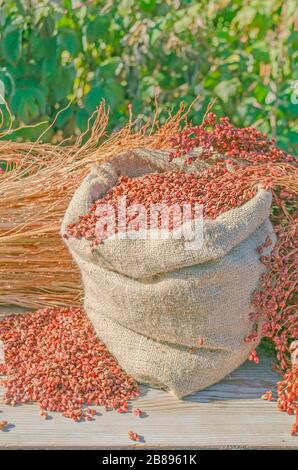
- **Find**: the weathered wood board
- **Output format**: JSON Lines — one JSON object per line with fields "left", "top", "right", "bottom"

{"left": 0, "top": 307, "right": 297, "bottom": 449}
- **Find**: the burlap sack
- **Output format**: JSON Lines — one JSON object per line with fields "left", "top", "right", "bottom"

{"left": 62, "top": 149, "right": 275, "bottom": 398}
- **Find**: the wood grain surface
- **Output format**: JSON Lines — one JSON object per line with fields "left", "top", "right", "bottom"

{"left": 0, "top": 307, "right": 297, "bottom": 449}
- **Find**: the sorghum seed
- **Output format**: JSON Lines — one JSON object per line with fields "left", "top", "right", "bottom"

{"left": 0, "top": 307, "right": 139, "bottom": 422}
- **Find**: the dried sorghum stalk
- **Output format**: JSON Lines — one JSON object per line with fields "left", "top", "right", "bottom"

{"left": 169, "top": 113, "right": 297, "bottom": 436}
{"left": 252, "top": 220, "right": 298, "bottom": 434}
{"left": 276, "top": 367, "right": 298, "bottom": 436}
{"left": 169, "top": 113, "right": 297, "bottom": 166}
{"left": 255, "top": 222, "right": 297, "bottom": 371}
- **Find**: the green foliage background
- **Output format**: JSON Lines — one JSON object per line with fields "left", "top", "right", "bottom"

{"left": 0, "top": 0, "right": 297, "bottom": 152}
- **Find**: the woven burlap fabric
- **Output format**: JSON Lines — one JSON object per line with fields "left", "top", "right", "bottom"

{"left": 62, "top": 148, "right": 275, "bottom": 397}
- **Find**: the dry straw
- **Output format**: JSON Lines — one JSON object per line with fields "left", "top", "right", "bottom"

{"left": 0, "top": 101, "right": 188, "bottom": 308}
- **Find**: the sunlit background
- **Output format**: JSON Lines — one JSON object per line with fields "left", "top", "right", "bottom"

{"left": 0, "top": 0, "right": 297, "bottom": 152}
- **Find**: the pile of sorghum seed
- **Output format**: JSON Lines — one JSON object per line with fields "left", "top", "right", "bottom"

{"left": 66, "top": 164, "right": 257, "bottom": 247}
{"left": 169, "top": 112, "right": 297, "bottom": 165}
{"left": 254, "top": 221, "right": 298, "bottom": 435}
{"left": 255, "top": 222, "right": 298, "bottom": 371}
{"left": 0, "top": 307, "right": 139, "bottom": 421}
{"left": 276, "top": 367, "right": 298, "bottom": 436}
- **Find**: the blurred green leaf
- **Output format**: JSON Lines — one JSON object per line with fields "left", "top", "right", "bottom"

{"left": 84, "top": 85, "right": 107, "bottom": 113}
{"left": 140, "top": 0, "right": 156, "bottom": 12}
{"left": 10, "top": 87, "right": 46, "bottom": 121}
{"left": 254, "top": 83, "right": 268, "bottom": 102}
{"left": 39, "top": 16, "right": 55, "bottom": 37}
{"left": 58, "top": 27, "right": 81, "bottom": 55}
{"left": 30, "top": 35, "right": 57, "bottom": 61}
{"left": 288, "top": 102, "right": 298, "bottom": 117}
{"left": 75, "top": 107, "right": 89, "bottom": 131}
{"left": 56, "top": 105, "right": 73, "bottom": 127}
{"left": 86, "top": 16, "right": 109, "bottom": 43}
{"left": 3, "top": 29, "right": 22, "bottom": 63}
{"left": 251, "top": 42, "right": 270, "bottom": 62}
{"left": 50, "top": 65, "right": 75, "bottom": 102}
{"left": 96, "top": 58, "right": 121, "bottom": 80}
{"left": 41, "top": 58, "right": 56, "bottom": 83}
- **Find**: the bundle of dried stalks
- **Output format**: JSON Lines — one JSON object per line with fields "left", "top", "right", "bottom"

{"left": 0, "top": 102, "right": 188, "bottom": 308}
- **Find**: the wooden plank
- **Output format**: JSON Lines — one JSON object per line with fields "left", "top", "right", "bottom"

{"left": 0, "top": 307, "right": 297, "bottom": 449}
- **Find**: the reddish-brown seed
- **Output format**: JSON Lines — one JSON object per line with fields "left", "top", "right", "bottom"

{"left": 0, "top": 307, "right": 139, "bottom": 422}
{"left": 0, "top": 420, "right": 8, "bottom": 431}
{"left": 252, "top": 221, "right": 298, "bottom": 434}
{"left": 168, "top": 112, "right": 296, "bottom": 166}
{"left": 261, "top": 390, "right": 273, "bottom": 401}
{"left": 67, "top": 164, "right": 262, "bottom": 247}
{"left": 128, "top": 430, "right": 140, "bottom": 441}
{"left": 187, "top": 347, "right": 197, "bottom": 354}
